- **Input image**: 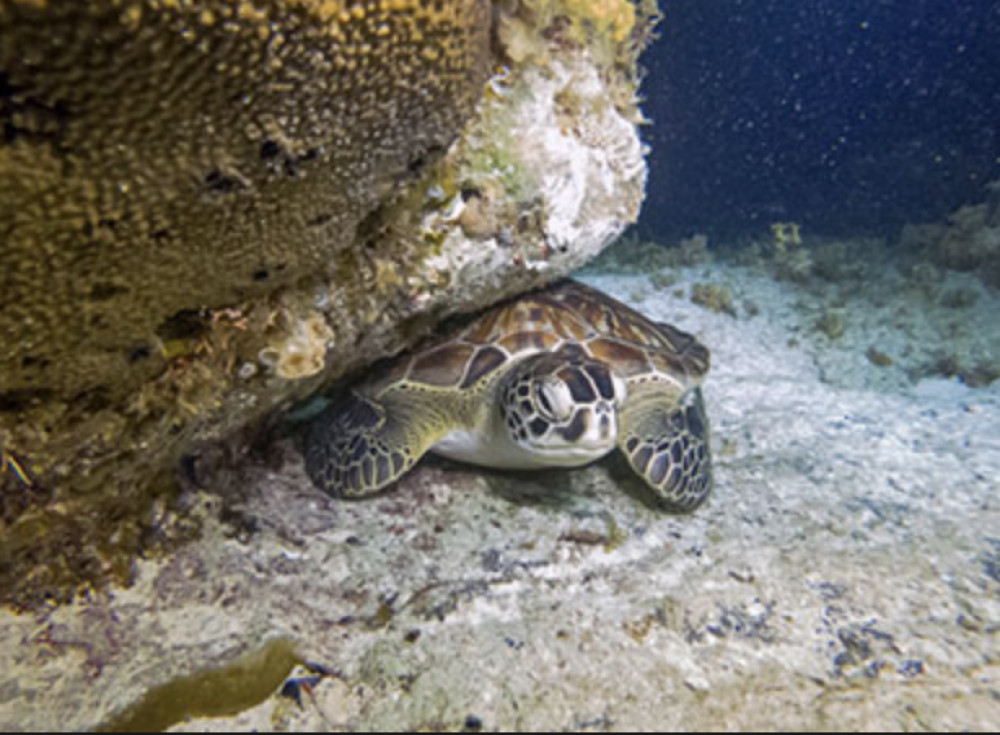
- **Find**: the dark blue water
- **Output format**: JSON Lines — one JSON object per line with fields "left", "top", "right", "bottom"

{"left": 638, "top": 0, "right": 1000, "bottom": 242}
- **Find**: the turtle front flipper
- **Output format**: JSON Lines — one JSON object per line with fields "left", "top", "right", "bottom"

{"left": 304, "top": 390, "right": 441, "bottom": 498}
{"left": 618, "top": 386, "right": 712, "bottom": 511}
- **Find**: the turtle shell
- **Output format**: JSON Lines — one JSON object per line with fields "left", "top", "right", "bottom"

{"left": 373, "top": 280, "right": 709, "bottom": 394}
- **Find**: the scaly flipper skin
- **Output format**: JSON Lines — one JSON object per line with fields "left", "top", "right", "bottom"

{"left": 304, "top": 391, "right": 443, "bottom": 498}
{"left": 618, "top": 386, "right": 712, "bottom": 511}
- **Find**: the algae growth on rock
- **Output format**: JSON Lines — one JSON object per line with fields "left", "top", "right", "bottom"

{"left": 0, "top": 0, "right": 654, "bottom": 607}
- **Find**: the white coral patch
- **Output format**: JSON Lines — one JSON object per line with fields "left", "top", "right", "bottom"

{"left": 423, "top": 53, "right": 647, "bottom": 293}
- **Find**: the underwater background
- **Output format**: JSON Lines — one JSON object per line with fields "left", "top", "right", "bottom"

{"left": 2, "top": 1, "right": 1000, "bottom": 730}
{"left": 641, "top": 0, "right": 1000, "bottom": 240}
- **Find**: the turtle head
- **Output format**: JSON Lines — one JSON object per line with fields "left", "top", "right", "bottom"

{"left": 500, "top": 351, "right": 626, "bottom": 465}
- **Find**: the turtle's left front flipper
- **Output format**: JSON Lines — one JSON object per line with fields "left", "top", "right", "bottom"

{"left": 617, "top": 386, "right": 712, "bottom": 511}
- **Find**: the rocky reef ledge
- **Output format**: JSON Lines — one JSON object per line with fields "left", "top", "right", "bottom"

{"left": 0, "top": 0, "right": 653, "bottom": 605}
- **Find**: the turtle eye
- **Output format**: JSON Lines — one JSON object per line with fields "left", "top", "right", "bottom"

{"left": 535, "top": 379, "right": 574, "bottom": 422}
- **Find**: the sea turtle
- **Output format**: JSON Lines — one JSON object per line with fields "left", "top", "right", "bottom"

{"left": 304, "top": 280, "right": 712, "bottom": 510}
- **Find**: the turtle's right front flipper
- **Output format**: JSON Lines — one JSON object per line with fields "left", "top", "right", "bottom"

{"left": 304, "top": 390, "right": 434, "bottom": 498}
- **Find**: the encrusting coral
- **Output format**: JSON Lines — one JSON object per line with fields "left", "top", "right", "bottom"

{"left": 0, "top": 0, "right": 491, "bottom": 400}
{"left": 0, "top": 0, "right": 492, "bottom": 606}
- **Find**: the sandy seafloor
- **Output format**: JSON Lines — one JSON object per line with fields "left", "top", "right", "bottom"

{"left": 1, "top": 239, "right": 999, "bottom": 731}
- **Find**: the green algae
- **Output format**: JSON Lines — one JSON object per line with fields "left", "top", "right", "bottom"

{"left": 96, "top": 638, "right": 302, "bottom": 733}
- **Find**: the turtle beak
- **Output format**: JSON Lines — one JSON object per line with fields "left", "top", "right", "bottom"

{"left": 598, "top": 412, "right": 613, "bottom": 440}
{"left": 556, "top": 402, "right": 617, "bottom": 451}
